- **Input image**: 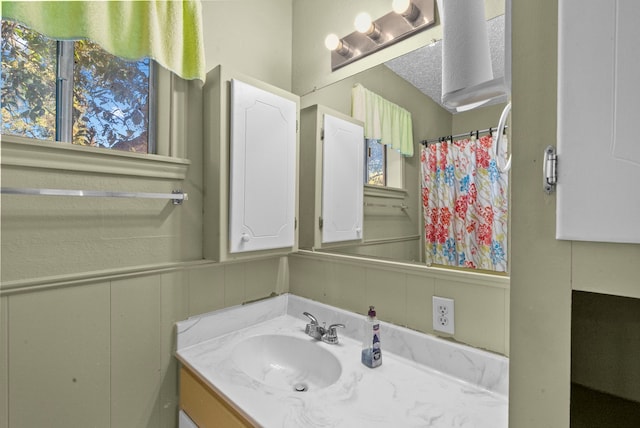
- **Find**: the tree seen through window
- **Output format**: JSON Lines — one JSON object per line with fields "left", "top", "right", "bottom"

{"left": 1, "top": 20, "right": 153, "bottom": 153}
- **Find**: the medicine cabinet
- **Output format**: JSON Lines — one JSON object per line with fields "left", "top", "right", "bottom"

{"left": 203, "top": 65, "right": 300, "bottom": 261}
{"left": 557, "top": 0, "right": 640, "bottom": 244}
{"left": 299, "top": 105, "right": 364, "bottom": 250}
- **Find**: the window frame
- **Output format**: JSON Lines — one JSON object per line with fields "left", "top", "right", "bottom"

{"left": 2, "top": 23, "right": 158, "bottom": 154}
{"left": 365, "top": 138, "right": 387, "bottom": 186}
{"left": 1, "top": 67, "right": 190, "bottom": 180}
{"left": 1, "top": 25, "right": 190, "bottom": 180}
{"left": 364, "top": 139, "right": 405, "bottom": 190}
{"left": 55, "top": 40, "right": 159, "bottom": 154}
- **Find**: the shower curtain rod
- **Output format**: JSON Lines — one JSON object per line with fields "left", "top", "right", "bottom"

{"left": 421, "top": 125, "right": 508, "bottom": 146}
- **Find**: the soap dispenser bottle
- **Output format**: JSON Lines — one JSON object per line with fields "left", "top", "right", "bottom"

{"left": 361, "top": 305, "right": 382, "bottom": 368}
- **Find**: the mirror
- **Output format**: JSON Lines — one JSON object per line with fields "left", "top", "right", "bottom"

{"left": 298, "top": 14, "right": 509, "bottom": 267}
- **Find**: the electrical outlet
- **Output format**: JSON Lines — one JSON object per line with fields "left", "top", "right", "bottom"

{"left": 432, "top": 296, "right": 455, "bottom": 335}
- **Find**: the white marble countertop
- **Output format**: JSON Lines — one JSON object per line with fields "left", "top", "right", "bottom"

{"left": 176, "top": 294, "right": 508, "bottom": 428}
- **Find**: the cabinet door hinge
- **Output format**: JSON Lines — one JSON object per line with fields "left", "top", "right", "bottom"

{"left": 543, "top": 145, "right": 557, "bottom": 194}
{"left": 319, "top": 217, "right": 323, "bottom": 229}
{"left": 320, "top": 128, "right": 324, "bottom": 140}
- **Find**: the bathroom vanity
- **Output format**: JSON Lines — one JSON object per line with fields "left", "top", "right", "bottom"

{"left": 175, "top": 294, "right": 508, "bottom": 427}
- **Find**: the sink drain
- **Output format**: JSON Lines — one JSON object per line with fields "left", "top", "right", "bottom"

{"left": 293, "top": 383, "right": 308, "bottom": 392}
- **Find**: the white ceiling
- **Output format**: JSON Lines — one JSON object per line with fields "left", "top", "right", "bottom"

{"left": 384, "top": 15, "right": 507, "bottom": 113}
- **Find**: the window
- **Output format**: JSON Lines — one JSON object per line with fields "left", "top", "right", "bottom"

{"left": 1, "top": 20, "right": 154, "bottom": 153}
{"left": 366, "top": 139, "right": 385, "bottom": 185}
{"left": 365, "top": 139, "right": 403, "bottom": 188}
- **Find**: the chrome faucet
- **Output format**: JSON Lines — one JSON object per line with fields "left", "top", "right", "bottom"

{"left": 303, "top": 311, "right": 323, "bottom": 339}
{"left": 303, "top": 312, "right": 345, "bottom": 344}
{"left": 322, "top": 323, "right": 345, "bottom": 344}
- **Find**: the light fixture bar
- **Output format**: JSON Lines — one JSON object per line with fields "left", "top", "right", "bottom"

{"left": 398, "top": 2, "right": 423, "bottom": 25}
{"left": 325, "top": 34, "right": 353, "bottom": 58}
{"left": 328, "top": 0, "right": 435, "bottom": 71}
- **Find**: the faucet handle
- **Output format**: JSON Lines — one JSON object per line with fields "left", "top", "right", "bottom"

{"left": 327, "top": 323, "right": 345, "bottom": 333}
{"left": 303, "top": 311, "right": 318, "bottom": 325}
{"left": 322, "top": 323, "right": 345, "bottom": 344}
{"left": 303, "top": 312, "right": 324, "bottom": 339}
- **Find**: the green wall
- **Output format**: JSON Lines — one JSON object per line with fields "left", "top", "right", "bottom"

{"left": 509, "top": 1, "right": 572, "bottom": 426}
{"left": 4, "top": 1, "right": 639, "bottom": 428}
{"left": 202, "top": 0, "right": 293, "bottom": 91}
{"left": 510, "top": 1, "right": 640, "bottom": 426}
{"left": 0, "top": 2, "right": 294, "bottom": 428}
{"left": 0, "top": 260, "right": 285, "bottom": 428}
{"left": 0, "top": 3, "right": 514, "bottom": 425}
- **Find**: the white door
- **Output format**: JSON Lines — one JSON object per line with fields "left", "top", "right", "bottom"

{"left": 557, "top": 0, "right": 640, "bottom": 243}
{"left": 229, "top": 79, "right": 297, "bottom": 253}
{"left": 322, "top": 114, "right": 364, "bottom": 243}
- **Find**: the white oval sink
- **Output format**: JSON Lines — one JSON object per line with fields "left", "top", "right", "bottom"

{"left": 231, "top": 335, "right": 342, "bottom": 391}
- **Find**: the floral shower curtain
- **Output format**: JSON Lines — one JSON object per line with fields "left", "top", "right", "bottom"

{"left": 421, "top": 133, "right": 509, "bottom": 272}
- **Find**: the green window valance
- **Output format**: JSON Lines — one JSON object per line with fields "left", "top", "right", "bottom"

{"left": 2, "top": 0, "right": 205, "bottom": 82}
{"left": 351, "top": 83, "right": 414, "bottom": 157}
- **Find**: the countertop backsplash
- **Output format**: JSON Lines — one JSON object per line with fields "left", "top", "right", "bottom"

{"left": 177, "top": 293, "right": 508, "bottom": 397}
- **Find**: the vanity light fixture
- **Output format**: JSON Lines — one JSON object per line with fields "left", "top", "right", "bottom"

{"left": 354, "top": 12, "right": 383, "bottom": 42}
{"left": 392, "top": 0, "right": 412, "bottom": 14}
{"left": 392, "top": 0, "right": 423, "bottom": 25}
{"left": 324, "top": 34, "right": 353, "bottom": 58}
{"left": 325, "top": 0, "right": 435, "bottom": 71}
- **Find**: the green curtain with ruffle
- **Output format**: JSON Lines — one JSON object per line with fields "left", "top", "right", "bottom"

{"left": 352, "top": 83, "right": 414, "bottom": 157}
{"left": 2, "top": 0, "right": 205, "bottom": 81}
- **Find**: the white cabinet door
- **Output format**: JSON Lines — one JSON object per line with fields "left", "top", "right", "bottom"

{"left": 557, "top": 0, "right": 640, "bottom": 243}
{"left": 229, "top": 79, "right": 297, "bottom": 253}
{"left": 322, "top": 114, "right": 364, "bottom": 243}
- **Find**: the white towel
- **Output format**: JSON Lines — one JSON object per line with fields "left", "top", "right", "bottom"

{"left": 439, "top": 0, "right": 494, "bottom": 96}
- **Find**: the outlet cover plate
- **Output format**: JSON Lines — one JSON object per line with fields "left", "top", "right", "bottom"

{"left": 432, "top": 296, "right": 455, "bottom": 335}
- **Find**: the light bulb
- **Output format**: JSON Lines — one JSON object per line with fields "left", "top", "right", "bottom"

{"left": 393, "top": 0, "right": 421, "bottom": 24}
{"left": 324, "top": 34, "right": 340, "bottom": 51}
{"left": 392, "top": 0, "right": 411, "bottom": 14}
{"left": 324, "top": 35, "right": 352, "bottom": 57}
{"left": 354, "top": 12, "right": 373, "bottom": 33}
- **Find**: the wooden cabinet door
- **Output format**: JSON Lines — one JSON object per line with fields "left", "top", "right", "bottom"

{"left": 229, "top": 79, "right": 297, "bottom": 253}
{"left": 180, "top": 366, "right": 253, "bottom": 427}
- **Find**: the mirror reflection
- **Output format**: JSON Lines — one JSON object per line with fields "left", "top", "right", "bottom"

{"left": 299, "top": 14, "right": 509, "bottom": 270}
